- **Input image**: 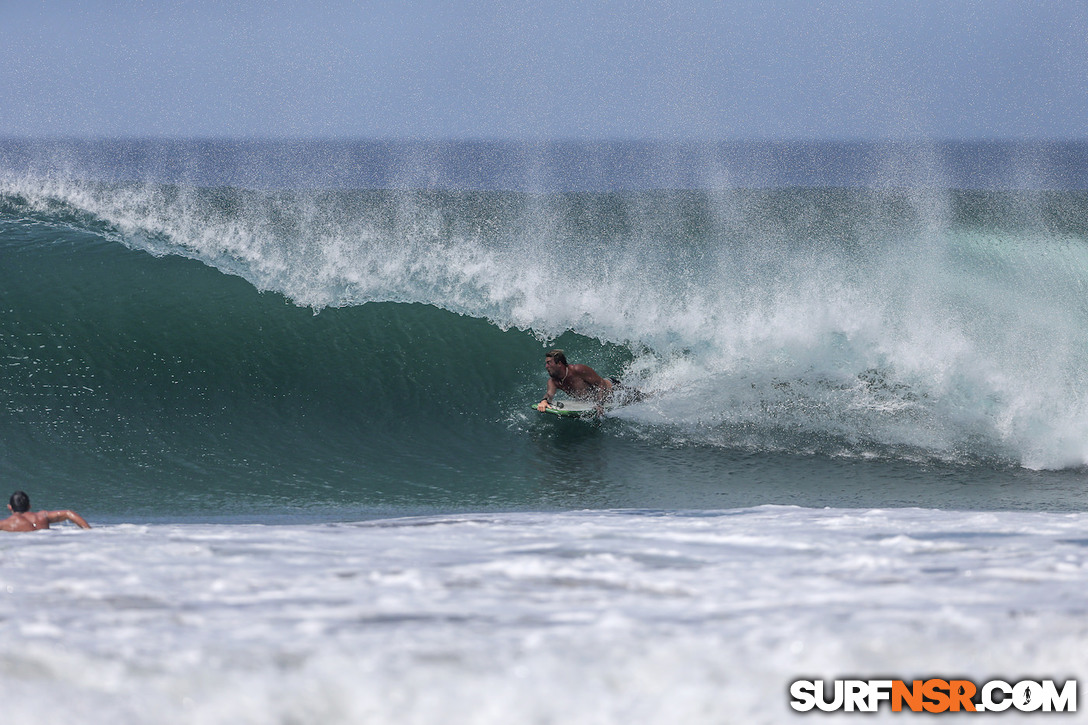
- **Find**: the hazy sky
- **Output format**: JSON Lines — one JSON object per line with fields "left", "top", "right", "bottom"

{"left": 2, "top": 0, "right": 1086, "bottom": 140}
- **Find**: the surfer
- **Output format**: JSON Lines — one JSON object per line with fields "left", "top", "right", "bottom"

{"left": 537, "top": 349, "right": 617, "bottom": 414}
{"left": 0, "top": 491, "right": 91, "bottom": 532}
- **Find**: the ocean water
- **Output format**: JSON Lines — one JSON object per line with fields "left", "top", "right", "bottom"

{"left": 1, "top": 139, "right": 1087, "bottom": 723}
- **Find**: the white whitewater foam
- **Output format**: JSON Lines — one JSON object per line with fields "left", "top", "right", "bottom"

{"left": 0, "top": 507, "right": 1085, "bottom": 724}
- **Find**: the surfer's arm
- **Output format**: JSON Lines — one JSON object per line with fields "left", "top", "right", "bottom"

{"left": 597, "top": 377, "right": 613, "bottom": 403}
{"left": 537, "top": 379, "right": 559, "bottom": 412}
{"left": 45, "top": 510, "right": 91, "bottom": 529}
{"left": 594, "top": 380, "right": 612, "bottom": 415}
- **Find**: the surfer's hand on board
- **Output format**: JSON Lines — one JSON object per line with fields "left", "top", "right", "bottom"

{"left": 538, "top": 399, "right": 549, "bottom": 412}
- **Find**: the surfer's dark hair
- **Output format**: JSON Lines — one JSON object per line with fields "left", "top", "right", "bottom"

{"left": 9, "top": 490, "right": 29, "bottom": 513}
{"left": 545, "top": 349, "right": 568, "bottom": 365}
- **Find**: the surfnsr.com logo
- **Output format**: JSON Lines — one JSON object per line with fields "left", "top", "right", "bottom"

{"left": 789, "top": 679, "right": 1077, "bottom": 713}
